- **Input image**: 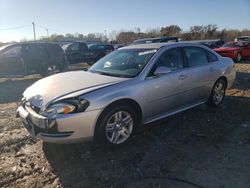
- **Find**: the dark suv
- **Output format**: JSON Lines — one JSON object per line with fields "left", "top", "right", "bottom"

{"left": 0, "top": 42, "right": 68, "bottom": 77}
{"left": 62, "top": 42, "right": 114, "bottom": 65}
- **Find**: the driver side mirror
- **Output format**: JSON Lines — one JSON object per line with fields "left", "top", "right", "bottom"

{"left": 154, "top": 66, "right": 171, "bottom": 76}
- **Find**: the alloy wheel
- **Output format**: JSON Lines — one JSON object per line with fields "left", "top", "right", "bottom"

{"left": 105, "top": 111, "right": 133, "bottom": 144}
{"left": 213, "top": 82, "right": 225, "bottom": 105}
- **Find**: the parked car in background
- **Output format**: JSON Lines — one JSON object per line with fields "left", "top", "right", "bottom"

{"left": 88, "top": 44, "right": 114, "bottom": 52}
{"left": 235, "top": 36, "right": 250, "bottom": 42}
{"left": 62, "top": 42, "right": 113, "bottom": 65}
{"left": 214, "top": 41, "right": 250, "bottom": 62}
{"left": 17, "top": 42, "right": 235, "bottom": 146}
{"left": 131, "top": 36, "right": 179, "bottom": 45}
{"left": 190, "top": 39, "right": 225, "bottom": 49}
{"left": 113, "top": 44, "right": 125, "bottom": 50}
{"left": 0, "top": 42, "right": 68, "bottom": 77}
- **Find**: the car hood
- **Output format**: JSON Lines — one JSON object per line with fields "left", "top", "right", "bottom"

{"left": 23, "top": 71, "right": 128, "bottom": 108}
{"left": 214, "top": 47, "right": 239, "bottom": 52}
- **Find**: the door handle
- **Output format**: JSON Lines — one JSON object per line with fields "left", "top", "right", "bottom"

{"left": 179, "top": 74, "right": 187, "bottom": 80}
{"left": 209, "top": 67, "right": 214, "bottom": 72}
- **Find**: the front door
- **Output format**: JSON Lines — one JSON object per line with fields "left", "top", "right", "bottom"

{"left": 141, "top": 47, "right": 187, "bottom": 121}
{"left": 241, "top": 42, "right": 250, "bottom": 58}
{"left": 0, "top": 44, "right": 24, "bottom": 76}
{"left": 66, "top": 43, "right": 81, "bottom": 64}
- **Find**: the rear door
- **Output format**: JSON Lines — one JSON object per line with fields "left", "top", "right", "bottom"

{"left": 23, "top": 44, "right": 48, "bottom": 73}
{"left": 182, "top": 46, "right": 220, "bottom": 103}
{"left": 0, "top": 44, "right": 24, "bottom": 75}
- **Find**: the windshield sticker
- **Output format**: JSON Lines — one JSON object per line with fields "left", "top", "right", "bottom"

{"left": 138, "top": 49, "right": 157, "bottom": 56}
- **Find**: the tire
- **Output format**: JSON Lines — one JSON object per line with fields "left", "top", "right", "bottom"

{"left": 207, "top": 79, "right": 226, "bottom": 107}
{"left": 236, "top": 53, "right": 242, "bottom": 62}
{"left": 40, "top": 64, "right": 58, "bottom": 77}
{"left": 95, "top": 105, "right": 137, "bottom": 147}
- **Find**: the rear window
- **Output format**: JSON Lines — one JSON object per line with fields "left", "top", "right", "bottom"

{"left": 207, "top": 51, "right": 218, "bottom": 62}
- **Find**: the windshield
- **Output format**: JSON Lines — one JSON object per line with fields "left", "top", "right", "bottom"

{"left": 0, "top": 44, "right": 12, "bottom": 52}
{"left": 88, "top": 48, "right": 157, "bottom": 77}
{"left": 222, "top": 43, "right": 239, "bottom": 48}
{"left": 237, "top": 37, "right": 249, "bottom": 42}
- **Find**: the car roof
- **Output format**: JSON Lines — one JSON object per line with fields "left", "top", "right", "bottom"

{"left": 133, "top": 36, "right": 178, "bottom": 42}
{"left": 122, "top": 42, "right": 211, "bottom": 50}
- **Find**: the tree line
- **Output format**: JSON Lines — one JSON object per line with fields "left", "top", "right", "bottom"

{"left": 2, "top": 24, "right": 250, "bottom": 45}
{"left": 116, "top": 24, "right": 250, "bottom": 44}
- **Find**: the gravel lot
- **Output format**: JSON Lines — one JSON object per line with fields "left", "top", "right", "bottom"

{"left": 0, "top": 61, "right": 250, "bottom": 188}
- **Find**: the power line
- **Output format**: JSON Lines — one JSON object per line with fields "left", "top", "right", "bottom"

{"left": 36, "top": 24, "right": 63, "bottom": 34}
{"left": 0, "top": 25, "right": 31, "bottom": 31}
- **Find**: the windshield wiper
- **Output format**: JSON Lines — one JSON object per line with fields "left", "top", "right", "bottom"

{"left": 91, "top": 70, "right": 131, "bottom": 78}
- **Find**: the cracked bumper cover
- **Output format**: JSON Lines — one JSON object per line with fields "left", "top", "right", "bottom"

{"left": 17, "top": 106, "right": 101, "bottom": 143}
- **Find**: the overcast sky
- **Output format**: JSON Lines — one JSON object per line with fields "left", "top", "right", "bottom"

{"left": 0, "top": 0, "right": 250, "bottom": 42}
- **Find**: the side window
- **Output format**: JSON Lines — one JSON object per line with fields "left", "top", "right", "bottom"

{"left": 68, "top": 43, "right": 79, "bottom": 51}
{"left": 80, "top": 43, "right": 88, "bottom": 50}
{"left": 156, "top": 48, "right": 184, "bottom": 71}
{"left": 3, "top": 46, "right": 22, "bottom": 57}
{"left": 149, "top": 48, "right": 184, "bottom": 76}
{"left": 207, "top": 51, "right": 218, "bottom": 62}
{"left": 27, "top": 45, "right": 44, "bottom": 57}
{"left": 184, "top": 47, "right": 208, "bottom": 67}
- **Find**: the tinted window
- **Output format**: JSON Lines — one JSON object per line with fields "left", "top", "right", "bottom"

{"left": 154, "top": 48, "right": 184, "bottom": 72}
{"left": 3, "top": 45, "right": 22, "bottom": 57}
{"left": 184, "top": 47, "right": 208, "bottom": 67}
{"left": 27, "top": 45, "right": 45, "bottom": 57}
{"left": 80, "top": 43, "right": 88, "bottom": 50}
{"left": 207, "top": 51, "right": 218, "bottom": 62}
{"left": 68, "top": 43, "right": 79, "bottom": 51}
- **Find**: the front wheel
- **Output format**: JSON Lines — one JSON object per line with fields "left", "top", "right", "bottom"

{"left": 95, "top": 105, "right": 137, "bottom": 147}
{"left": 207, "top": 79, "right": 226, "bottom": 107}
{"left": 236, "top": 53, "right": 242, "bottom": 62}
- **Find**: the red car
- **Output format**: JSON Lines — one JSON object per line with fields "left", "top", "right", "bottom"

{"left": 214, "top": 41, "right": 250, "bottom": 62}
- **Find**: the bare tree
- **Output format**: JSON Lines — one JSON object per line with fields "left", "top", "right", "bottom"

{"left": 160, "top": 25, "right": 181, "bottom": 36}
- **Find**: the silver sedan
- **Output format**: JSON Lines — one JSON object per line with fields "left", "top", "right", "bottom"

{"left": 17, "top": 43, "right": 236, "bottom": 146}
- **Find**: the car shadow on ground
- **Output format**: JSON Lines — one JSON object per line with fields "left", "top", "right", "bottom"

{"left": 0, "top": 64, "right": 88, "bottom": 104}
{"left": 232, "top": 71, "right": 250, "bottom": 91}
{"left": 0, "top": 77, "right": 40, "bottom": 104}
{"left": 42, "top": 93, "right": 250, "bottom": 188}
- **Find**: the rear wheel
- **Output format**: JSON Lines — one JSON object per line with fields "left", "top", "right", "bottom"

{"left": 207, "top": 79, "right": 226, "bottom": 107}
{"left": 40, "top": 64, "right": 58, "bottom": 77}
{"left": 95, "top": 105, "right": 137, "bottom": 147}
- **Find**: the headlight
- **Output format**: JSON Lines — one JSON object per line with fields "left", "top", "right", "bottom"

{"left": 44, "top": 99, "right": 89, "bottom": 116}
{"left": 47, "top": 103, "right": 75, "bottom": 115}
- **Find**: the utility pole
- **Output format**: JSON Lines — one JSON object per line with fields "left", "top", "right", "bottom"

{"left": 104, "top": 30, "right": 107, "bottom": 41}
{"left": 32, "top": 22, "right": 36, "bottom": 41}
{"left": 46, "top": 28, "right": 49, "bottom": 38}
{"left": 201, "top": 25, "right": 203, "bottom": 40}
